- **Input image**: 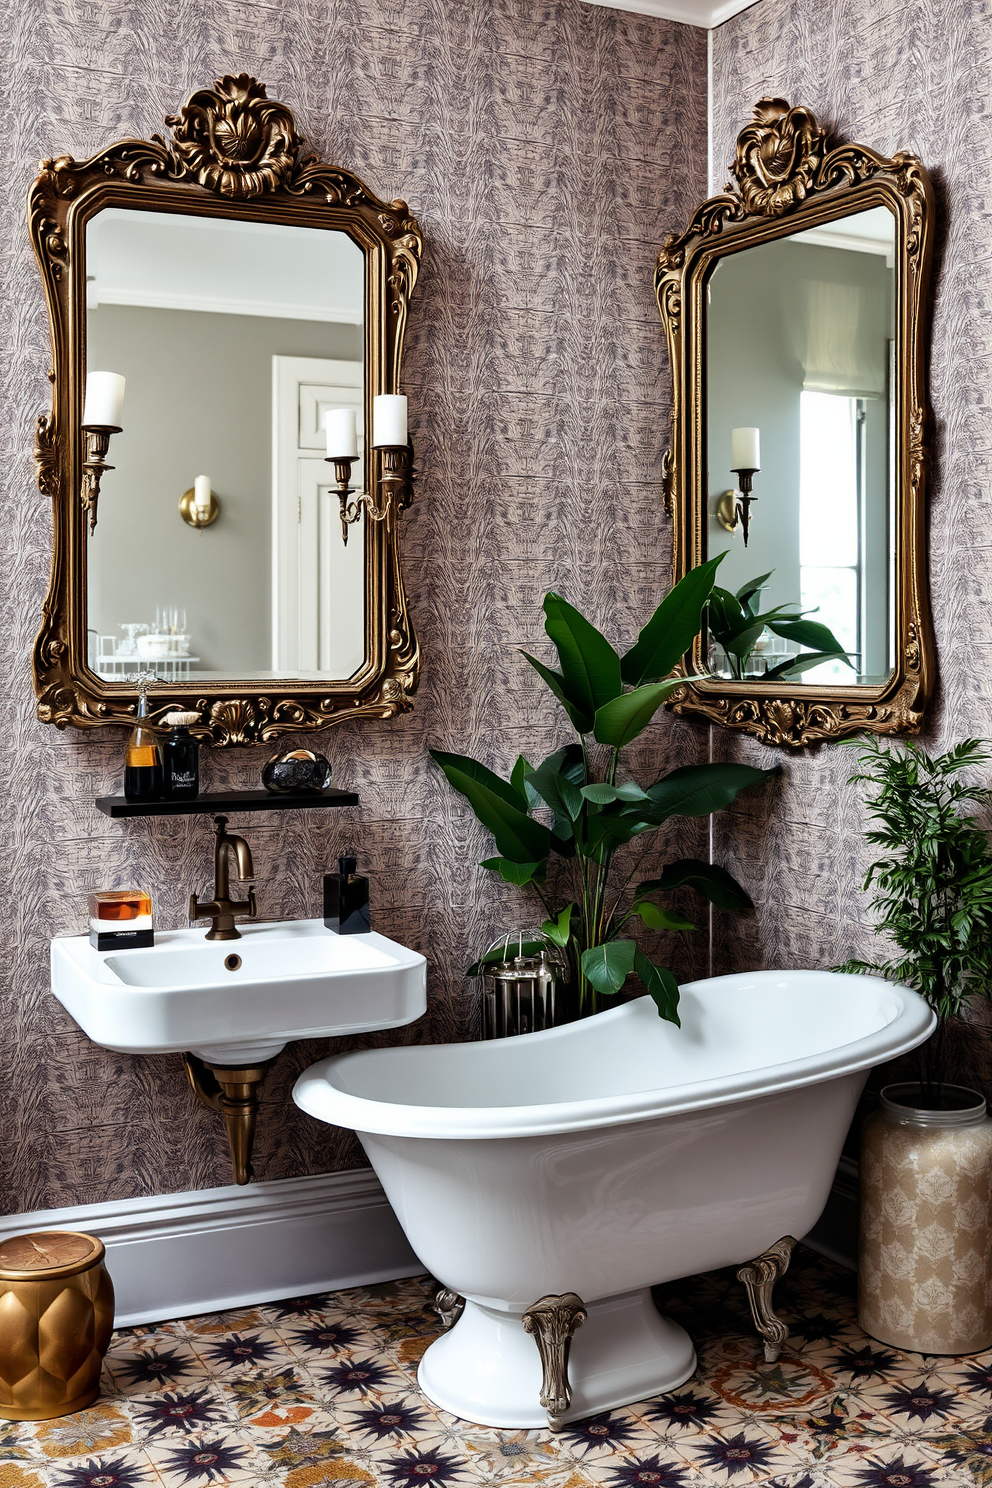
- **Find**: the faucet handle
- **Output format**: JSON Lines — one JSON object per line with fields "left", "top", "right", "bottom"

{"left": 247, "top": 886, "right": 258, "bottom": 918}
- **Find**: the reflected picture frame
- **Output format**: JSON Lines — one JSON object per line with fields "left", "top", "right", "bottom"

{"left": 655, "top": 98, "right": 935, "bottom": 749}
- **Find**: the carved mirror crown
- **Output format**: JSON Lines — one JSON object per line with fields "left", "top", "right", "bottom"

{"left": 30, "top": 75, "right": 422, "bottom": 746}
{"left": 655, "top": 98, "right": 934, "bottom": 749}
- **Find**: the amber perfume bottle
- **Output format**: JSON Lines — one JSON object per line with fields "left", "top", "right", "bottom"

{"left": 124, "top": 677, "right": 164, "bottom": 801}
{"left": 89, "top": 890, "right": 154, "bottom": 950}
{"left": 323, "top": 855, "right": 370, "bottom": 934}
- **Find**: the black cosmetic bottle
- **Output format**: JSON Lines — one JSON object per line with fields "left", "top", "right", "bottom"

{"left": 161, "top": 710, "right": 200, "bottom": 800}
{"left": 324, "top": 855, "right": 371, "bottom": 934}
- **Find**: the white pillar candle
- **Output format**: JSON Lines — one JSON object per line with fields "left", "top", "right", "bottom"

{"left": 731, "top": 426, "right": 760, "bottom": 471}
{"left": 194, "top": 474, "right": 212, "bottom": 516}
{"left": 372, "top": 394, "right": 407, "bottom": 447}
{"left": 83, "top": 371, "right": 126, "bottom": 429}
{"left": 325, "top": 407, "right": 358, "bottom": 459}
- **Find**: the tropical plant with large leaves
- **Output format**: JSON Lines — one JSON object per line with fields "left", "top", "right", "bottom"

{"left": 430, "top": 555, "right": 776, "bottom": 1027}
{"left": 707, "top": 570, "right": 853, "bottom": 681}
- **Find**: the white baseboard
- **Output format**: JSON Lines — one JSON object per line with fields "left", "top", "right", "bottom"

{"left": 0, "top": 1169, "right": 422, "bottom": 1328}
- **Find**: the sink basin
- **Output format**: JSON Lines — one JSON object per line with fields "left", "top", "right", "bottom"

{"left": 51, "top": 918, "right": 427, "bottom": 1064}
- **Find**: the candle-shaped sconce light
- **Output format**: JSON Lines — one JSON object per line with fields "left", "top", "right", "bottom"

{"left": 729, "top": 426, "right": 761, "bottom": 546}
{"left": 324, "top": 407, "right": 362, "bottom": 544}
{"left": 179, "top": 473, "right": 220, "bottom": 530}
{"left": 329, "top": 395, "right": 414, "bottom": 544}
{"left": 80, "top": 371, "right": 126, "bottom": 534}
{"left": 370, "top": 394, "right": 413, "bottom": 539}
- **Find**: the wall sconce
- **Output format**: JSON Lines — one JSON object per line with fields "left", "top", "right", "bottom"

{"left": 325, "top": 396, "right": 413, "bottom": 545}
{"left": 81, "top": 371, "right": 125, "bottom": 534}
{"left": 729, "top": 426, "right": 760, "bottom": 547}
{"left": 179, "top": 474, "right": 220, "bottom": 530}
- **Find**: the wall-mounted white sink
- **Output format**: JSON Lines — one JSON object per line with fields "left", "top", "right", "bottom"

{"left": 51, "top": 917, "right": 427, "bottom": 1064}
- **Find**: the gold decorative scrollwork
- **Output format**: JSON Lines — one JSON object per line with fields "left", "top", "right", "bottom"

{"left": 165, "top": 74, "right": 301, "bottom": 197}
{"left": 729, "top": 98, "right": 826, "bottom": 217}
{"left": 656, "top": 99, "right": 935, "bottom": 749}
{"left": 28, "top": 76, "right": 422, "bottom": 747}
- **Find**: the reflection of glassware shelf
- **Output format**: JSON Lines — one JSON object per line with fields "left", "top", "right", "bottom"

{"left": 95, "top": 656, "right": 201, "bottom": 681}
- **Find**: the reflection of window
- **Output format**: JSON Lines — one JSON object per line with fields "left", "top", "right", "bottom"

{"left": 799, "top": 391, "right": 864, "bottom": 682}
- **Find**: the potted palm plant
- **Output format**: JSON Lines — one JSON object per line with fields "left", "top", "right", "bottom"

{"left": 431, "top": 555, "right": 776, "bottom": 1029}
{"left": 838, "top": 736, "right": 992, "bottom": 1355}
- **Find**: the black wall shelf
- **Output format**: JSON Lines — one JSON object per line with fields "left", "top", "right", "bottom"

{"left": 96, "top": 788, "right": 360, "bottom": 819}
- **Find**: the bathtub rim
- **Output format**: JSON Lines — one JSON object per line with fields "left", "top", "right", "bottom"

{"left": 293, "top": 970, "right": 935, "bottom": 1141}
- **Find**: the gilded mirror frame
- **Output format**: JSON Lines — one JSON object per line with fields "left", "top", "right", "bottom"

{"left": 656, "top": 99, "right": 935, "bottom": 749}
{"left": 29, "top": 74, "right": 422, "bottom": 746}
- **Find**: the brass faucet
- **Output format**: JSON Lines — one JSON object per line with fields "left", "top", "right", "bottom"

{"left": 189, "top": 816, "right": 257, "bottom": 941}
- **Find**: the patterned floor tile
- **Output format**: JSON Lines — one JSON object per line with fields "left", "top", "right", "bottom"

{"left": 2, "top": 1248, "right": 990, "bottom": 1486}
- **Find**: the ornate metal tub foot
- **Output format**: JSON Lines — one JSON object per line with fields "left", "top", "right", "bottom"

{"left": 737, "top": 1235, "right": 796, "bottom": 1362}
{"left": 433, "top": 1285, "right": 464, "bottom": 1331}
{"left": 522, "top": 1292, "right": 587, "bottom": 1430}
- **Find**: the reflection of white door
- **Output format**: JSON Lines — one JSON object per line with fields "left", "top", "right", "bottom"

{"left": 272, "top": 356, "right": 365, "bottom": 676}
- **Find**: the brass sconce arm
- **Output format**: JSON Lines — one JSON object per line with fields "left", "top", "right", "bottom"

{"left": 81, "top": 425, "right": 121, "bottom": 535}
{"left": 326, "top": 444, "right": 413, "bottom": 545}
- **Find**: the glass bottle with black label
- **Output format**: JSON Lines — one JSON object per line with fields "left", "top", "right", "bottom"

{"left": 123, "top": 676, "right": 164, "bottom": 801}
{"left": 161, "top": 710, "right": 200, "bottom": 800}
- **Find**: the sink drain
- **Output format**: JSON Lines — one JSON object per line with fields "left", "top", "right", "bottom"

{"left": 224, "top": 953, "right": 242, "bottom": 972}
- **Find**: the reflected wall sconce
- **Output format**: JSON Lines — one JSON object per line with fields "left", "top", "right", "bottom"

{"left": 325, "top": 396, "right": 413, "bottom": 546}
{"left": 81, "top": 371, "right": 125, "bottom": 535}
{"left": 729, "top": 426, "right": 760, "bottom": 547}
{"left": 180, "top": 474, "right": 220, "bottom": 530}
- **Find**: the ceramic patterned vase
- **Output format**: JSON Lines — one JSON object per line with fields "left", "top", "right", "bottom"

{"left": 0, "top": 1231, "right": 115, "bottom": 1420}
{"left": 859, "top": 1083, "right": 992, "bottom": 1354}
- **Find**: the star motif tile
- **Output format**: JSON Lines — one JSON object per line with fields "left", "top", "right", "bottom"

{"left": 2, "top": 1247, "right": 989, "bottom": 1485}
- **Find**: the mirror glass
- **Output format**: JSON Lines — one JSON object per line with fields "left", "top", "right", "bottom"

{"left": 85, "top": 207, "right": 367, "bottom": 683}
{"left": 705, "top": 204, "right": 896, "bottom": 686}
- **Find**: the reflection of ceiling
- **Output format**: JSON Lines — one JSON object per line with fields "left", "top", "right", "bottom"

{"left": 87, "top": 209, "right": 365, "bottom": 323}
{"left": 790, "top": 206, "right": 896, "bottom": 263}
{"left": 580, "top": 0, "right": 760, "bottom": 27}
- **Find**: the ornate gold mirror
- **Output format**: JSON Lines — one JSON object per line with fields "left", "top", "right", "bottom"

{"left": 656, "top": 99, "right": 935, "bottom": 748}
{"left": 30, "top": 74, "right": 421, "bottom": 745}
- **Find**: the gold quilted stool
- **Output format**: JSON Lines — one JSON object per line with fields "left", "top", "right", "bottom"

{"left": 0, "top": 1231, "right": 114, "bottom": 1420}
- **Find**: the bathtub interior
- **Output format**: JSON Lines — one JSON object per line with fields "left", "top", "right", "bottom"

{"left": 329, "top": 971, "right": 907, "bottom": 1111}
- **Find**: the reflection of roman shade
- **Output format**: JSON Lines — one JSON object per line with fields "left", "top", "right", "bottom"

{"left": 798, "top": 279, "right": 886, "bottom": 398}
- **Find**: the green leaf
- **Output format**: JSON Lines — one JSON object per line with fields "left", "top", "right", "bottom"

{"left": 543, "top": 593, "right": 623, "bottom": 719}
{"left": 581, "top": 781, "right": 650, "bottom": 806}
{"left": 527, "top": 766, "right": 585, "bottom": 824}
{"left": 542, "top": 903, "right": 574, "bottom": 948}
{"left": 430, "top": 749, "right": 527, "bottom": 810}
{"left": 621, "top": 553, "right": 725, "bottom": 686}
{"left": 581, "top": 939, "right": 638, "bottom": 995}
{"left": 520, "top": 652, "right": 591, "bottom": 733}
{"left": 630, "top": 901, "right": 695, "bottom": 931}
{"left": 431, "top": 753, "right": 553, "bottom": 863}
{"left": 636, "top": 859, "right": 754, "bottom": 911}
{"left": 593, "top": 680, "right": 684, "bottom": 747}
{"left": 635, "top": 949, "right": 681, "bottom": 1025}
{"left": 510, "top": 755, "right": 533, "bottom": 802}
{"left": 644, "top": 762, "right": 776, "bottom": 822}
{"left": 480, "top": 857, "right": 545, "bottom": 886}
{"left": 763, "top": 650, "right": 853, "bottom": 680}
{"left": 766, "top": 616, "right": 852, "bottom": 655}
{"left": 734, "top": 571, "right": 774, "bottom": 608}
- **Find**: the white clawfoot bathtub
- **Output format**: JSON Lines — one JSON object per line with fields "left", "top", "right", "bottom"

{"left": 294, "top": 970, "right": 933, "bottom": 1428}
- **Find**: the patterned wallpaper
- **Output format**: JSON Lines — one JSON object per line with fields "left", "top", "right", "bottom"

{"left": 710, "top": 0, "right": 992, "bottom": 1099}
{"left": 0, "top": 0, "right": 708, "bottom": 1212}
